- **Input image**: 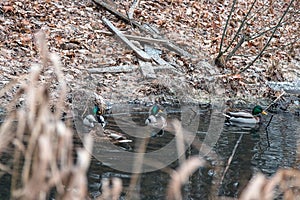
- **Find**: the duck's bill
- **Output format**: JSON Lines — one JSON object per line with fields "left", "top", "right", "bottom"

{"left": 262, "top": 110, "right": 268, "bottom": 115}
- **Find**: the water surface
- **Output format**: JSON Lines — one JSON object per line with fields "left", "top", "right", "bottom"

{"left": 0, "top": 105, "right": 299, "bottom": 199}
{"left": 85, "top": 105, "right": 300, "bottom": 199}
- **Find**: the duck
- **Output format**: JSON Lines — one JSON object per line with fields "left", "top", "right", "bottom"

{"left": 83, "top": 106, "right": 132, "bottom": 150}
{"left": 223, "top": 105, "right": 268, "bottom": 124}
{"left": 145, "top": 104, "right": 167, "bottom": 137}
{"left": 83, "top": 115, "right": 132, "bottom": 150}
{"left": 83, "top": 114, "right": 98, "bottom": 128}
{"left": 93, "top": 105, "right": 106, "bottom": 128}
{"left": 103, "top": 129, "right": 132, "bottom": 147}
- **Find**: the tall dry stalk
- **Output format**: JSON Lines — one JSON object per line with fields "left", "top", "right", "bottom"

{"left": 166, "top": 156, "right": 205, "bottom": 200}
{"left": 240, "top": 169, "right": 300, "bottom": 199}
{"left": 0, "top": 30, "right": 93, "bottom": 200}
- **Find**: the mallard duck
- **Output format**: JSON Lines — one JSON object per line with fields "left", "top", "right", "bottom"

{"left": 104, "top": 129, "right": 132, "bottom": 145}
{"left": 93, "top": 105, "right": 106, "bottom": 127}
{"left": 83, "top": 114, "right": 98, "bottom": 128}
{"left": 224, "top": 105, "right": 267, "bottom": 124}
{"left": 83, "top": 115, "right": 132, "bottom": 150}
{"left": 145, "top": 104, "right": 167, "bottom": 137}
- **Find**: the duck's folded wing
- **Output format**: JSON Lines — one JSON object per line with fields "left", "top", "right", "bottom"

{"left": 227, "top": 111, "right": 254, "bottom": 118}
{"left": 229, "top": 117, "right": 257, "bottom": 124}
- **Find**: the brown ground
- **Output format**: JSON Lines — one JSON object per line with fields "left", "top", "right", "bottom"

{"left": 0, "top": 0, "right": 299, "bottom": 112}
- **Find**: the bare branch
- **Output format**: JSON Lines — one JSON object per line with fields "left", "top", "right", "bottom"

{"left": 217, "top": 0, "right": 237, "bottom": 57}
{"left": 226, "top": 34, "right": 245, "bottom": 61}
{"left": 248, "top": 18, "right": 291, "bottom": 41}
{"left": 223, "top": 0, "right": 257, "bottom": 55}
{"left": 239, "top": 0, "right": 296, "bottom": 73}
{"left": 128, "top": 0, "right": 140, "bottom": 20}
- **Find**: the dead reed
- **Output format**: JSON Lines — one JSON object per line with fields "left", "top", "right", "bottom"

{"left": 0, "top": 31, "right": 93, "bottom": 200}
{"left": 240, "top": 169, "right": 300, "bottom": 200}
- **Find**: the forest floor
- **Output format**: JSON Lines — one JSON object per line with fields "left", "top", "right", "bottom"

{"left": 0, "top": 0, "right": 299, "bottom": 113}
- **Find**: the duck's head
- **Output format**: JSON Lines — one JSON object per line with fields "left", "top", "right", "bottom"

{"left": 252, "top": 105, "right": 268, "bottom": 116}
{"left": 150, "top": 104, "right": 163, "bottom": 116}
{"left": 93, "top": 105, "right": 103, "bottom": 115}
{"left": 93, "top": 105, "right": 106, "bottom": 127}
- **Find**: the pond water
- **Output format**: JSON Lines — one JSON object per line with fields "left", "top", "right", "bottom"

{"left": 1, "top": 105, "right": 300, "bottom": 199}
{"left": 83, "top": 104, "right": 300, "bottom": 199}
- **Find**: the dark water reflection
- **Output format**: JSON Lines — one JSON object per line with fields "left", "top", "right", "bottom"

{"left": 85, "top": 106, "right": 300, "bottom": 199}
{"left": 1, "top": 106, "right": 300, "bottom": 199}
{"left": 213, "top": 112, "right": 300, "bottom": 198}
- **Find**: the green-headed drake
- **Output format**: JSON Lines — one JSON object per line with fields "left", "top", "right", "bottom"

{"left": 93, "top": 105, "right": 106, "bottom": 128}
{"left": 145, "top": 104, "right": 167, "bottom": 137}
{"left": 224, "top": 105, "right": 267, "bottom": 124}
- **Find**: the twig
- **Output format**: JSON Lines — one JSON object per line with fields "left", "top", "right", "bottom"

{"left": 220, "top": 133, "right": 244, "bottom": 185}
{"left": 247, "top": 17, "right": 293, "bottom": 41}
{"left": 263, "top": 91, "right": 286, "bottom": 146}
{"left": 239, "top": 0, "right": 295, "bottom": 73}
{"left": 245, "top": 3, "right": 269, "bottom": 28}
{"left": 226, "top": 34, "right": 245, "bottom": 61}
{"left": 265, "top": 115, "right": 273, "bottom": 147}
{"left": 248, "top": 24, "right": 278, "bottom": 41}
{"left": 223, "top": 0, "right": 257, "bottom": 56}
{"left": 128, "top": 0, "right": 140, "bottom": 20}
{"left": 264, "top": 37, "right": 300, "bottom": 52}
{"left": 144, "top": 44, "right": 182, "bottom": 74}
{"left": 265, "top": 114, "right": 274, "bottom": 128}
{"left": 217, "top": 0, "right": 237, "bottom": 57}
{"left": 264, "top": 91, "right": 286, "bottom": 112}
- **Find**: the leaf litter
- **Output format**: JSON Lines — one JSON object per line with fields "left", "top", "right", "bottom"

{"left": 0, "top": 0, "right": 299, "bottom": 110}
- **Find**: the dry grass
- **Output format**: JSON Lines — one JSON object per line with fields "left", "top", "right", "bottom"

{"left": 166, "top": 156, "right": 205, "bottom": 200}
{"left": 240, "top": 169, "right": 300, "bottom": 200}
{"left": 0, "top": 31, "right": 93, "bottom": 199}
